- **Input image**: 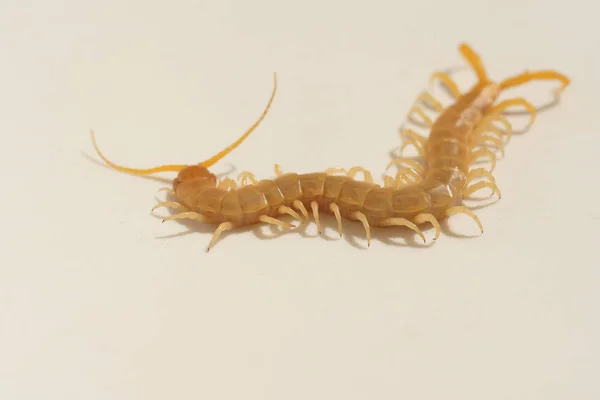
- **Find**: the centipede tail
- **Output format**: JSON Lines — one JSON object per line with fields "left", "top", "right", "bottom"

{"left": 385, "top": 42, "right": 569, "bottom": 239}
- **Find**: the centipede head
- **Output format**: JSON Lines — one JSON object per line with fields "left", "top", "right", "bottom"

{"left": 458, "top": 42, "right": 570, "bottom": 96}
{"left": 172, "top": 165, "right": 217, "bottom": 190}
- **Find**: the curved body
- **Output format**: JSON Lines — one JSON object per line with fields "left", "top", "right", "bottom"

{"left": 91, "top": 44, "right": 569, "bottom": 251}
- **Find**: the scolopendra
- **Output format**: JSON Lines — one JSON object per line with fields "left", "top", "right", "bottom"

{"left": 90, "top": 43, "right": 570, "bottom": 252}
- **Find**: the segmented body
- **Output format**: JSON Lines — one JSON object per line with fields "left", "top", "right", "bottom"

{"left": 90, "top": 43, "right": 570, "bottom": 251}
{"left": 164, "top": 82, "right": 503, "bottom": 249}
{"left": 173, "top": 165, "right": 430, "bottom": 235}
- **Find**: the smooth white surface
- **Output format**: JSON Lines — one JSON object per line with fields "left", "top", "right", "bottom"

{"left": 1, "top": 1, "right": 598, "bottom": 399}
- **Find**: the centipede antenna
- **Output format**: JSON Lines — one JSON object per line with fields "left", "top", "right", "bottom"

{"left": 199, "top": 72, "right": 278, "bottom": 168}
{"left": 90, "top": 130, "right": 187, "bottom": 175}
{"left": 459, "top": 43, "right": 489, "bottom": 84}
{"left": 90, "top": 72, "right": 277, "bottom": 176}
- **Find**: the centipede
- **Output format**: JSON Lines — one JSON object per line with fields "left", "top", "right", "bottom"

{"left": 90, "top": 43, "right": 569, "bottom": 252}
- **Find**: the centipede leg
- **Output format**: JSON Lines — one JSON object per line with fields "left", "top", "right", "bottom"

{"left": 347, "top": 167, "right": 374, "bottom": 183}
{"left": 207, "top": 222, "right": 235, "bottom": 252}
{"left": 383, "top": 174, "right": 417, "bottom": 189}
{"left": 470, "top": 148, "right": 497, "bottom": 172}
{"left": 324, "top": 167, "right": 374, "bottom": 183}
{"left": 292, "top": 200, "right": 309, "bottom": 221}
{"left": 400, "top": 138, "right": 426, "bottom": 158}
{"left": 391, "top": 168, "right": 422, "bottom": 189}
{"left": 386, "top": 156, "right": 425, "bottom": 187}
{"left": 400, "top": 128, "right": 428, "bottom": 146}
{"left": 475, "top": 124, "right": 509, "bottom": 148}
{"left": 218, "top": 178, "right": 237, "bottom": 190}
{"left": 467, "top": 168, "right": 496, "bottom": 184}
{"left": 445, "top": 206, "right": 484, "bottom": 233}
{"left": 383, "top": 175, "right": 395, "bottom": 188}
{"left": 277, "top": 205, "right": 304, "bottom": 223}
{"left": 464, "top": 181, "right": 502, "bottom": 199}
{"left": 399, "top": 128, "right": 427, "bottom": 157}
{"left": 414, "top": 91, "right": 444, "bottom": 112}
{"left": 491, "top": 98, "right": 537, "bottom": 132}
{"left": 414, "top": 213, "right": 442, "bottom": 240}
{"left": 413, "top": 213, "right": 441, "bottom": 240}
{"left": 310, "top": 201, "right": 322, "bottom": 234}
{"left": 274, "top": 164, "right": 284, "bottom": 177}
{"left": 349, "top": 211, "right": 371, "bottom": 247}
{"left": 158, "top": 187, "right": 176, "bottom": 196}
{"left": 324, "top": 167, "right": 347, "bottom": 176}
{"left": 152, "top": 201, "right": 189, "bottom": 213}
{"left": 379, "top": 217, "right": 426, "bottom": 244}
{"left": 386, "top": 156, "right": 425, "bottom": 175}
{"left": 238, "top": 171, "right": 258, "bottom": 186}
{"left": 258, "top": 215, "right": 295, "bottom": 229}
{"left": 162, "top": 211, "right": 208, "bottom": 223}
{"left": 329, "top": 203, "right": 343, "bottom": 237}
{"left": 481, "top": 114, "right": 513, "bottom": 144}
{"left": 470, "top": 134, "right": 505, "bottom": 157}
{"left": 407, "top": 105, "right": 433, "bottom": 127}
{"left": 429, "top": 71, "right": 462, "bottom": 99}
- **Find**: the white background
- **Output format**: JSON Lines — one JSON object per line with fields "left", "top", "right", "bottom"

{"left": 1, "top": 0, "right": 598, "bottom": 399}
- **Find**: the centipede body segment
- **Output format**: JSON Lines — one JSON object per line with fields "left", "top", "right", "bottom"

{"left": 90, "top": 44, "right": 569, "bottom": 251}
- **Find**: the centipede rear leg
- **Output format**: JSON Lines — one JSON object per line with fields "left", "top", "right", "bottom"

{"left": 499, "top": 70, "right": 570, "bottom": 96}
{"left": 493, "top": 70, "right": 569, "bottom": 134}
